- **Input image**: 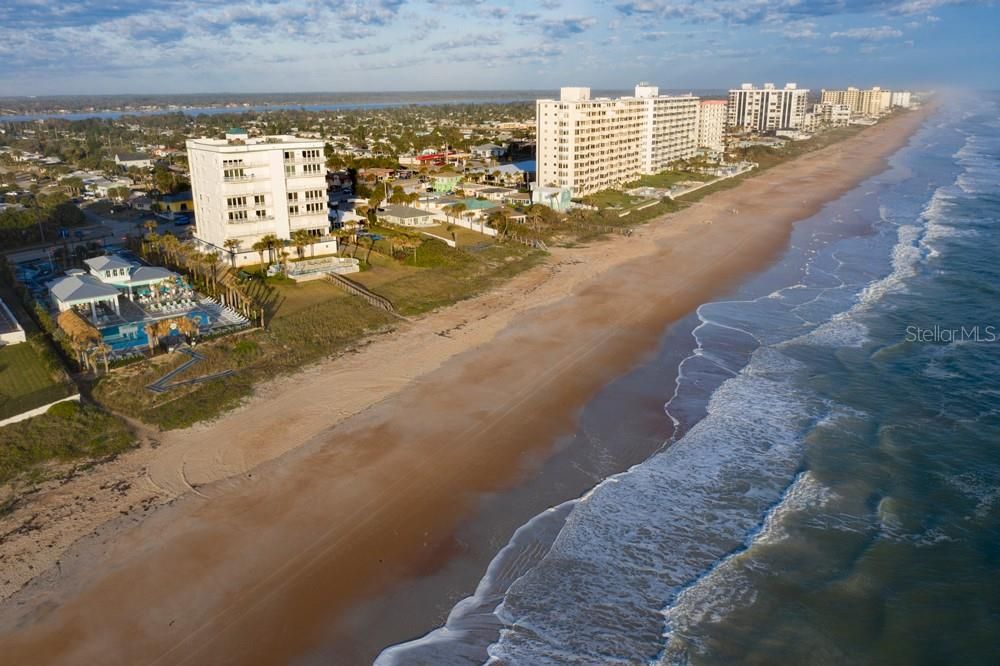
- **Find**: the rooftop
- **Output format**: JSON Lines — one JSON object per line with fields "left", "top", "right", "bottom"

{"left": 382, "top": 204, "right": 432, "bottom": 219}
{"left": 48, "top": 273, "right": 120, "bottom": 304}
{"left": 85, "top": 255, "right": 133, "bottom": 273}
{"left": 115, "top": 152, "right": 151, "bottom": 162}
{"left": 186, "top": 135, "right": 324, "bottom": 152}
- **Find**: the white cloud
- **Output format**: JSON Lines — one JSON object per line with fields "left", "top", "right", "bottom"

{"left": 830, "top": 25, "right": 904, "bottom": 40}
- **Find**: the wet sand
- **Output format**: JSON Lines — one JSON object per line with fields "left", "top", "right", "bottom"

{"left": 0, "top": 108, "right": 929, "bottom": 665}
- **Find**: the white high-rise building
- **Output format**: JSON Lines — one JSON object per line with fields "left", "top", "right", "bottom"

{"left": 535, "top": 85, "right": 700, "bottom": 196}
{"left": 187, "top": 130, "right": 336, "bottom": 266}
{"left": 813, "top": 102, "right": 852, "bottom": 127}
{"left": 890, "top": 91, "right": 912, "bottom": 108}
{"left": 697, "top": 100, "right": 727, "bottom": 153}
{"left": 727, "top": 83, "right": 810, "bottom": 132}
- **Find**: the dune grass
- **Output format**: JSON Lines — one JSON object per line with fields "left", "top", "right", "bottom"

{"left": 0, "top": 401, "right": 135, "bottom": 487}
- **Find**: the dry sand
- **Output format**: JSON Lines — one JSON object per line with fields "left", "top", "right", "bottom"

{"left": 0, "top": 107, "right": 929, "bottom": 664}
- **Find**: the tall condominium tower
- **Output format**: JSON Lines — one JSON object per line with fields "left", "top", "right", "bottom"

{"left": 536, "top": 85, "right": 700, "bottom": 196}
{"left": 727, "top": 83, "right": 810, "bottom": 132}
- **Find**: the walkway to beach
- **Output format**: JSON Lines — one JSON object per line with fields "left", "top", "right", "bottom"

{"left": 146, "top": 346, "right": 234, "bottom": 393}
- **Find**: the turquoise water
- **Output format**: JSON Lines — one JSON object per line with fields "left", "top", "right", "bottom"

{"left": 101, "top": 309, "right": 212, "bottom": 351}
{"left": 379, "top": 93, "right": 1000, "bottom": 664}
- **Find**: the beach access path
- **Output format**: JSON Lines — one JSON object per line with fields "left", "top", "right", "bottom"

{"left": 0, "top": 106, "right": 931, "bottom": 665}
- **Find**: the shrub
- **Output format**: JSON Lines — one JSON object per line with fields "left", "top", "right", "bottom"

{"left": 47, "top": 400, "right": 79, "bottom": 419}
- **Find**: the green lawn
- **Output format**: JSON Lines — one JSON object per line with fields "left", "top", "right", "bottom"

{"left": 626, "top": 169, "right": 714, "bottom": 189}
{"left": 0, "top": 342, "right": 71, "bottom": 421}
{"left": 365, "top": 240, "right": 544, "bottom": 316}
{"left": 581, "top": 190, "right": 639, "bottom": 209}
{"left": 93, "top": 288, "right": 398, "bottom": 430}
{"left": 93, "top": 237, "right": 545, "bottom": 429}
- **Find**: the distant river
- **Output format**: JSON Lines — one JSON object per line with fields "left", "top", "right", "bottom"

{"left": 0, "top": 96, "right": 535, "bottom": 123}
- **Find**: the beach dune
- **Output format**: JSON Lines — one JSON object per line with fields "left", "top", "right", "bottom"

{"left": 0, "top": 107, "right": 929, "bottom": 665}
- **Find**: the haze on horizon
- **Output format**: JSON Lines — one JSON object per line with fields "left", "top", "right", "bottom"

{"left": 0, "top": 0, "right": 997, "bottom": 96}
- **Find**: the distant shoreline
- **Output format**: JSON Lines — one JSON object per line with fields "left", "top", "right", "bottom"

{"left": 0, "top": 89, "right": 728, "bottom": 121}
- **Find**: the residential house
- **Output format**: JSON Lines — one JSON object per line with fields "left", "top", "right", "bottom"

{"left": 431, "top": 173, "right": 462, "bottom": 193}
{"left": 471, "top": 143, "right": 505, "bottom": 160}
{"left": 0, "top": 297, "right": 26, "bottom": 346}
{"left": 379, "top": 204, "right": 436, "bottom": 227}
{"left": 160, "top": 191, "right": 194, "bottom": 213}
{"left": 531, "top": 185, "right": 573, "bottom": 212}
{"left": 115, "top": 152, "right": 154, "bottom": 170}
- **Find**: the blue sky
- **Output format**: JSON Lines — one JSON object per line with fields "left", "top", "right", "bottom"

{"left": 0, "top": 0, "right": 996, "bottom": 95}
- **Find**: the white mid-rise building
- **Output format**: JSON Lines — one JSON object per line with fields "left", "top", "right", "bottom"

{"left": 536, "top": 84, "right": 700, "bottom": 196}
{"left": 727, "top": 83, "right": 810, "bottom": 132}
{"left": 697, "top": 100, "right": 727, "bottom": 153}
{"left": 813, "top": 102, "right": 852, "bottom": 127}
{"left": 187, "top": 130, "right": 336, "bottom": 266}
{"left": 821, "top": 87, "right": 907, "bottom": 117}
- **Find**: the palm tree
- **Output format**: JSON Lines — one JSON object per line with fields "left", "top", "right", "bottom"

{"left": 204, "top": 250, "right": 222, "bottom": 292}
{"left": 223, "top": 238, "right": 242, "bottom": 267}
{"left": 290, "top": 230, "right": 310, "bottom": 260}
{"left": 489, "top": 209, "right": 514, "bottom": 241}
{"left": 252, "top": 239, "right": 267, "bottom": 268}
{"left": 159, "top": 234, "right": 180, "bottom": 266}
{"left": 144, "top": 230, "right": 161, "bottom": 259}
{"left": 260, "top": 233, "right": 280, "bottom": 264}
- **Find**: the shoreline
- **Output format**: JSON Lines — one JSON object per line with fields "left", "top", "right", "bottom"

{"left": 0, "top": 107, "right": 931, "bottom": 664}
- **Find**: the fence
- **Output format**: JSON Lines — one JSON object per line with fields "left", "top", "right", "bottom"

{"left": 0, "top": 386, "right": 78, "bottom": 425}
{"left": 437, "top": 215, "right": 498, "bottom": 237}
{"left": 324, "top": 273, "right": 397, "bottom": 314}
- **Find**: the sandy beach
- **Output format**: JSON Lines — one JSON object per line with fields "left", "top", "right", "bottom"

{"left": 0, "top": 107, "right": 929, "bottom": 664}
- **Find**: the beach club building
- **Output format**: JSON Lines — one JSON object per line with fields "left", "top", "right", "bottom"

{"left": 187, "top": 130, "right": 338, "bottom": 267}
{"left": 47, "top": 256, "right": 181, "bottom": 320}
{"left": 44, "top": 253, "right": 248, "bottom": 353}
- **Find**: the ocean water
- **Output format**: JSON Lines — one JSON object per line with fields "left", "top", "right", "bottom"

{"left": 378, "top": 92, "right": 1000, "bottom": 665}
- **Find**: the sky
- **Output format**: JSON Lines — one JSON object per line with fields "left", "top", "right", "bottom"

{"left": 0, "top": 0, "right": 997, "bottom": 96}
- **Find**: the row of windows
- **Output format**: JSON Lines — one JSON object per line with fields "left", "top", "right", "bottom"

{"left": 286, "top": 189, "right": 325, "bottom": 202}
{"left": 227, "top": 209, "right": 270, "bottom": 222}
{"left": 283, "top": 149, "right": 322, "bottom": 160}
{"left": 288, "top": 202, "right": 326, "bottom": 215}
{"left": 285, "top": 163, "right": 322, "bottom": 176}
